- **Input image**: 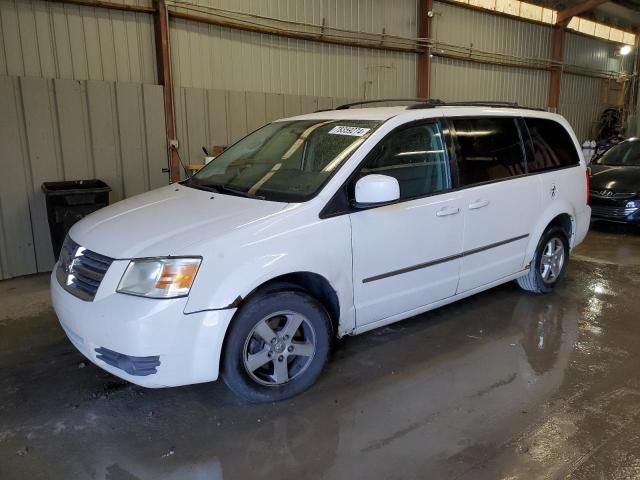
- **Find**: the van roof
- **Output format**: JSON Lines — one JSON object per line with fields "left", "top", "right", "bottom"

{"left": 280, "top": 105, "right": 566, "bottom": 123}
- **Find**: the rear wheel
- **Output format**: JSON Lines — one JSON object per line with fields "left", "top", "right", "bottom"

{"left": 222, "top": 289, "right": 332, "bottom": 403}
{"left": 517, "top": 227, "right": 569, "bottom": 294}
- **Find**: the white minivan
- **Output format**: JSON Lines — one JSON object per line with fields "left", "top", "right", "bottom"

{"left": 51, "top": 100, "right": 591, "bottom": 402}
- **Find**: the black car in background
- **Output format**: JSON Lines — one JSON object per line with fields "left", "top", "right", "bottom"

{"left": 590, "top": 138, "right": 640, "bottom": 224}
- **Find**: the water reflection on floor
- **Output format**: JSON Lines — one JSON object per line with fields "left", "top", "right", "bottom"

{"left": 2, "top": 226, "right": 640, "bottom": 479}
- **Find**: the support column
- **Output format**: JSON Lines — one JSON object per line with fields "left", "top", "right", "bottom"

{"left": 154, "top": 0, "right": 180, "bottom": 183}
{"left": 548, "top": 24, "right": 566, "bottom": 112}
{"left": 417, "top": 0, "right": 433, "bottom": 99}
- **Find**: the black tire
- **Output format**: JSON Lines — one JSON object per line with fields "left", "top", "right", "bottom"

{"left": 517, "top": 226, "right": 570, "bottom": 294}
{"left": 222, "top": 289, "right": 332, "bottom": 403}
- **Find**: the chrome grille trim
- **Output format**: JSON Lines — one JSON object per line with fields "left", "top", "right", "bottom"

{"left": 591, "top": 205, "right": 638, "bottom": 219}
{"left": 589, "top": 190, "right": 637, "bottom": 199}
{"left": 56, "top": 237, "right": 114, "bottom": 301}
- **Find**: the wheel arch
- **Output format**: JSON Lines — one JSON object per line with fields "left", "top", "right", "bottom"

{"left": 525, "top": 205, "right": 576, "bottom": 267}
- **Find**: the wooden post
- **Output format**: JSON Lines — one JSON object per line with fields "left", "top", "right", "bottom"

{"left": 548, "top": 24, "right": 565, "bottom": 112}
{"left": 417, "top": 0, "right": 433, "bottom": 99}
{"left": 154, "top": 0, "right": 180, "bottom": 183}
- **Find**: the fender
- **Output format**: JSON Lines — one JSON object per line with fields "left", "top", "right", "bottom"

{"left": 184, "top": 213, "right": 356, "bottom": 335}
{"left": 523, "top": 198, "right": 576, "bottom": 267}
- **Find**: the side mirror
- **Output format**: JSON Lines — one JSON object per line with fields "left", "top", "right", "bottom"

{"left": 354, "top": 174, "right": 400, "bottom": 208}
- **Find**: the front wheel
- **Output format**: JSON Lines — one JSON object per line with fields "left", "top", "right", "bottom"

{"left": 517, "top": 227, "right": 569, "bottom": 294}
{"left": 222, "top": 289, "right": 332, "bottom": 403}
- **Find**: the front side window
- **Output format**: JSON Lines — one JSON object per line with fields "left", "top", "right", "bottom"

{"left": 187, "top": 119, "right": 382, "bottom": 202}
{"left": 594, "top": 141, "right": 640, "bottom": 167}
{"left": 357, "top": 122, "right": 450, "bottom": 200}
{"left": 525, "top": 118, "right": 580, "bottom": 172}
{"left": 452, "top": 117, "right": 526, "bottom": 186}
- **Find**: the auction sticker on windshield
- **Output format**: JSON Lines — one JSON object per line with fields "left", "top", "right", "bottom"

{"left": 328, "top": 126, "right": 371, "bottom": 136}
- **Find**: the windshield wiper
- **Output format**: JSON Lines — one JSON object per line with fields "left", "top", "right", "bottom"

{"left": 183, "top": 178, "right": 265, "bottom": 199}
{"left": 183, "top": 180, "right": 220, "bottom": 193}
{"left": 216, "top": 184, "right": 266, "bottom": 200}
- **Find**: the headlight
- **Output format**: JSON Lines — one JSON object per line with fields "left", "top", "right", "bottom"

{"left": 626, "top": 200, "right": 640, "bottom": 209}
{"left": 117, "top": 258, "right": 201, "bottom": 298}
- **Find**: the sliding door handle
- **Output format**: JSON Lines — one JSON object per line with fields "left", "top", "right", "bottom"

{"left": 436, "top": 206, "right": 460, "bottom": 217}
{"left": 468, "top": 199, "right": 490, "bottom": 210}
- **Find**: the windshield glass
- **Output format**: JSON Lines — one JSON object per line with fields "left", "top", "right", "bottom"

{"left": 186, "top": 119, "right": 382, "bottom": 202}
{"left": 595, "top": 141, "right": 640, "bottom": 166}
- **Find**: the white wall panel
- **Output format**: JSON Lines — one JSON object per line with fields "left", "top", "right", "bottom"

{"left": 432, "top": 1, "right": 551, "bottom": 59}
{"left": 0, "top": 0, "right": 157, "bottom": 83}
{"left": 168, "top": 0, "right": 418, "bottom": 97}
{"left": 559, "top": 74, "right": 606, "bottom": 141}
{"left": 177, "top": 0, "right": 416, "bottom": 36}
{"left": 0, "top": 75, "right": 167, "bottom": 280}
{"left": 564, "top": 32, "right": 623, "bottom": 74}
{"left": 431, "top": 56, "right": 549, "bottom": 109}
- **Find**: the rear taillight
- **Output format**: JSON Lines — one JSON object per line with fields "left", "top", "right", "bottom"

{"left": 586, "top": 168, "right": 591, "bottom": 205}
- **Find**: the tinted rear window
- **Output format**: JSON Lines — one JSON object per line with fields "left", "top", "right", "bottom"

{"left": 452, "top": 117, "right": 526, "bottom": 186}
{"left": 524, "top": 118, "right": 580, "bottom": 172}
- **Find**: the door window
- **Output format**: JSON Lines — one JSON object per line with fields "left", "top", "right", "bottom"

{"left": 359, "top": 122, "right": 450, "bottom": 200}
{"left": 524, "top": 118, "right": 580, "bottom": 172}
{"left": 451, "top": 117, "right": 526, "bottom": 186}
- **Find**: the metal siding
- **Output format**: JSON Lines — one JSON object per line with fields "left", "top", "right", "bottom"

{"left": 564, "top": 32, "right": 621, "bottom": 73}
{"left": 0, "top": 0, "right": 157, "bottom": 83}
{"left": 559, "top": 74, "right": 606, "bottom": 141}
{"left": 172, "top": 85, "right": 356, "bottom": 173}
{"left": 432, "top": 1, "right": 551, "bottom": 60}
{"left": 431, "top": 56, "right": 549, "bottom": 109}
{"left": 0, "top": 74, "right": 167, "bottom": 280}
{"left": 168, "top": 0, "right": 417, "bottom": 98}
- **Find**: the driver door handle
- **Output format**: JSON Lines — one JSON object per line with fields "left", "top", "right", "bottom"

{"left": 468, "top": 199, "right": 490, "bottom": 210}
{"left": 436, "top": 206, "right": 460, "bottom": 217}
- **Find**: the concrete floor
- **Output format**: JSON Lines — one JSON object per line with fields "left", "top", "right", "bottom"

{"left": 2, "top": 224, "right": 640, "bottom": 480}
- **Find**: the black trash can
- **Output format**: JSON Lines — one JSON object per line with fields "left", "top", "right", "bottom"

{"left": 41, "top": 180, "right": 111, "bottom": 260}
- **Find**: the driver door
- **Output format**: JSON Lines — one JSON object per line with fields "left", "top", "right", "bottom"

{"left": 349, "top": 121, "right": 465, "bottom": 327}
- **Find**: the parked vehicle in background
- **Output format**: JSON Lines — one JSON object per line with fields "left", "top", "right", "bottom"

{"left": 51, "top": 100, "right": 591, "bottom": 403}
{"left": 590, "top": 137, "right": 640, "bottom": 224}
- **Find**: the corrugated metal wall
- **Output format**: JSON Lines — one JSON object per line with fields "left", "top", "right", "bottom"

{"left": 168, "top": 0, "right": 418, "bottom": 97}
{"left": 432, "top": 2, "right": 551, "bottom": 59}
{"left": 0, "top": 75, "right": 167, "bottom": 280}
{"left": 0, "top": 0, "right": 634, "bottom": 280}
{"left": 559, "top": 74, "right": 606, "bottom": 141}
{"left": 173, "top": 87, "right": 350, "bottom": 166}
{"left": 0, "top": 0, "right": 157, "bottom": 83}
{"left": 431, "top": 56, "right": 549, "bottom": 108}
{"left": 564, "top": 32, "right": 622, "bottom": 73}
{"left": 172, "top": 0, "right": 415, "bottom": 35}
{"left": 560, "top": 32, "right": 626, "bottom": 140}
{"left": 430, "top": 2, "right": 550, "bottom": 109}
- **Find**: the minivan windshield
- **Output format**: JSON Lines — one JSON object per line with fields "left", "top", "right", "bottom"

{"left": 186, "top": 119, "right": 382, "bottom": 202}
{"left": 594, "top": 141, "right": 640, "bottom": 167}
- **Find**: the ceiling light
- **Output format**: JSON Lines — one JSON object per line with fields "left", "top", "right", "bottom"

{"left": 620, "top": 45, "right": 632, "bottom": 56}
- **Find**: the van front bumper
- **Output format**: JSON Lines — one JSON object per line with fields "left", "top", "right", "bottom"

{"left": 50, "top": 264, "right": 236, "bottom": 388}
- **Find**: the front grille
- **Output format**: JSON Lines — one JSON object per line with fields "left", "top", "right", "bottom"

{"left": 589, "top": 190, "right": 636, "bottom": 200}
{"left": 591, "top": 204, "right": 638, "bottom": 220}
{"left": 56, "top": 237, "right": 114, "bottom": 301}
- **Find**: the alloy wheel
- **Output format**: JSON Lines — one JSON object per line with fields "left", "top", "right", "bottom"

{"left": 243, "top": 311, "right": 316, "bottom": 386}
{"left": 540, "top": 237, "right": 565, "bottom": 284}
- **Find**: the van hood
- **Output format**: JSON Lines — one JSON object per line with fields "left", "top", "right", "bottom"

{"left": 69, "top": 184, "right": 289, "bottom": 259}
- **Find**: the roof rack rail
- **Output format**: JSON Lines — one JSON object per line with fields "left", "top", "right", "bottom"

{"left": 329, "top": 98, "right": 544, "bottom": 112}
{"left": 407, "top": 100, "right": 544, "bottom": 111}
{"left": 334, "top": 98, "right": 434, "bottom": 110}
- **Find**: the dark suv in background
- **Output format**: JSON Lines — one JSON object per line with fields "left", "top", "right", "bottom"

{"left": 590, "top": 138, "right": 640, "bottom": 224}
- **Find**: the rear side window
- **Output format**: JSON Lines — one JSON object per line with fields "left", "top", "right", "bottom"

{"left": 451, "top": 117, "right": 526, "bottom": 186}
{"left": 524, "top": 118, "right": 580, "bottom": 172}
